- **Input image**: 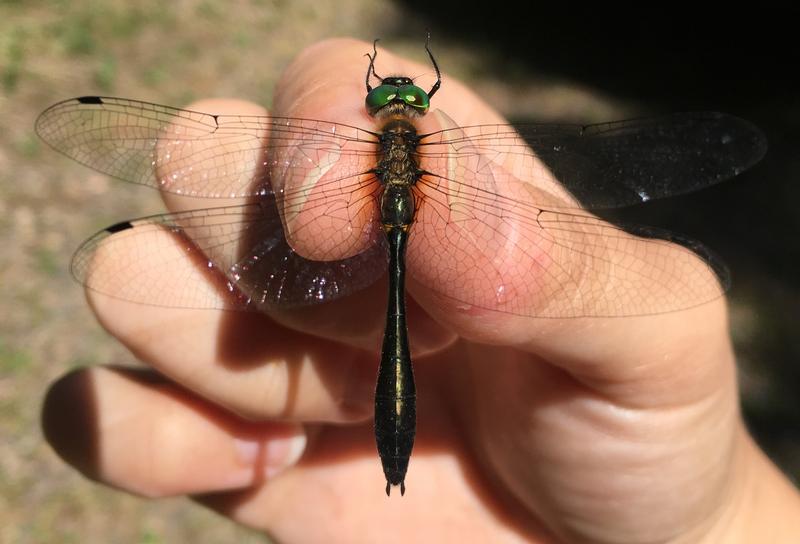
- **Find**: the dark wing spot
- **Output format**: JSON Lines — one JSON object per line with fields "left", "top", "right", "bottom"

{"left": 77, "top": 96, "right": 104, "bottom": 104}
{"left": 105, "top": 221, "right": 133, "bottom": 233}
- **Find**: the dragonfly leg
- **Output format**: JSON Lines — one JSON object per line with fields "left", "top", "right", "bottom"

{"left": 364, "top": 39, "right": 382, "bottom": 92}
{"left": 424, "top": 31, "right": 441, "bottom": 98}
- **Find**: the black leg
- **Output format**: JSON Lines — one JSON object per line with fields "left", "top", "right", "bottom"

{"left": 365, "top": 38, "right": 382, "bottom": 92}
{"left": 424, "top": 32, "right": 441, "bottom": 99}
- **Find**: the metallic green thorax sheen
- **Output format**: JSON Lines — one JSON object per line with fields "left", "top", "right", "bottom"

{"left": 365, "top": 84, "right": 430, "bottom": 115}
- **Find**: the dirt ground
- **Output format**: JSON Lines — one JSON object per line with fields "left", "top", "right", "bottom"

{"left": 1, "top": 2, "right": 797, "bottom": 543}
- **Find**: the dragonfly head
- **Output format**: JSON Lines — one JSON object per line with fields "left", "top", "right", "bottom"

{"left": 364, "top": 35, "right": 441, "bottom": 118}
{"left": 365, "top": 76, "right": 430, "bottom": 118}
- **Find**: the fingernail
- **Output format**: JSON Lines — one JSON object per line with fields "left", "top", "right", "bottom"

{"left": 282, "top": 145, "right": 339, "bottom": 229}
{"left": 264, "top": 432, "right": 307, "bottom": 478}
{"left": 234, "top": 431, "right": 307, "bottom": 480}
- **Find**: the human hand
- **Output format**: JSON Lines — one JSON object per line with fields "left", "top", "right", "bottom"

{"left": 42, "top": 39, "right": 800, "bottom": 543}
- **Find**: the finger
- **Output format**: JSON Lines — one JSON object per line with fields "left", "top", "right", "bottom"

{"left": 272, "top": 41, "right": 734, "bottom": 407}
{"left": 86, "top": 189, "right": 454, "bottom": 421}
{"left": 268, "top": 38, "right": 514, "bottom": 259}
{"left": 41, "top": 366, "right": 306, "bottom": 497}
{"left": 271, "top": 38, "right": 508, "bottom": 133}
{"left": 42, "top": 365, "right": 542, "bottom": 541}
{"left": 81, "top": 40, "right": 459, "bottom": 360}
{"left": 190, "top": 365, "right": 546, "bottom": 543}
{"left": 86, "top": 232, "right": 380, "bottom": 422}
{"left": 196, "top": 449, "right": 538, "bottom": 544}
{"left": 86, "top": 88, "right": 454, "bottom": 419}
{"left": 151, "top": 96, "right": 394, "bottom": 345}
{"left": 80, "top": 95, "right": 386, "bottom": 421}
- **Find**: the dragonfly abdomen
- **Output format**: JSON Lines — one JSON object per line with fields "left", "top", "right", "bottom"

{"left": 375, "top": 226, "right": 415, "bottom": 496}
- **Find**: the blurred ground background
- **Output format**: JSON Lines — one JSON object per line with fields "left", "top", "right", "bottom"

{"left": 1, "top": 2, "right": 797, "bottom": 542}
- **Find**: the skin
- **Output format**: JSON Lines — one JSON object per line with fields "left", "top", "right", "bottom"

{"left": 41, "top": 39, "right": 800, "bottom": 543}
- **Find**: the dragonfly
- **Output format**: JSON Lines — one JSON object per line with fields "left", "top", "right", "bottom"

{"left": 35, "top": 37, "right": 767, "bottom": 496}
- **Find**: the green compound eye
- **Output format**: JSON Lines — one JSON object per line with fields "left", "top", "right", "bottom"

{"left": 365, "top": 83, "right": 431, "bottom": 115}
{"left": 398, "top": 84, "right": 430, "bottom": 112}
{"left": 365, "top": 85, "right": 399, "bottom": 115}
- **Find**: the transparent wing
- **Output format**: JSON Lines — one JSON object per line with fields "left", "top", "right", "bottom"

{"left": 38, "top": 99, "right": 765, "bottom": 207}
{"left": 419, "top": 112, "right": 767, "bottom": 209}
{"left": 36, "top": 96, "right": 380, "bottom": 198}
{"left": 72, "top": 199, "right": 387, "bottom": 310}
{"left": 41, "top": 97, "right": 762, "bottom": 317}
{"left": 411, "top": 169, "right": 730, "bottom": 317}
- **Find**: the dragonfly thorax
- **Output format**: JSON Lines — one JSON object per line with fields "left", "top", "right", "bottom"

{"left": 376, "top": 119, "right": 421, "bottom": 188}
{"left": 376, "top": 118, "right": 421, "bottom": 229}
